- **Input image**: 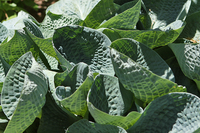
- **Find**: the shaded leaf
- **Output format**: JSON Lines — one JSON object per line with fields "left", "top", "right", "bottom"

{"left": 88, "top": 74, "right": 134, "bottom": 116}
{"left": 66, "top": 119, "right": 127, "bottom": 133}
{"left": 99, "top": 0, "right": 141, "bottom": 30}
{"left": 111, "top": 38, "right": 175, "bottom": 81}
{"left": 53, "top": 25, "right": 114, "bottom": 75}
{"left": 88, "top": 102, "right": 141, "bottom": 130}
{"left": 127, "top": 92, "right": 200, "bottom": 133}
{"left": 110, "top": 48, "right": 186, "bottom": 103}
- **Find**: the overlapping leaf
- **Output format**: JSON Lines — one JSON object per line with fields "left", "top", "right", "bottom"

{"left": 66, "top": 119, "right": 127, "bottom": 133}
{"left": 88, "top": 74, "right": 134, "bottom": 116}
{"left": 142, "top": 0, "right": 191, "bottom": 29}
{"left": 1, "top": 52, "right": 48, "bottom": 133}
{"left": 179, "top": 11, "right": 200, "bottom": 43}
{"left": 127, "top": 92, "right": 200, "bottom": 133}
{"left": 110, "top": 48, "right": 186, "bottom": 103}
{"left": 99, "top": 0, "right": 141, "bottom": 30}
{"left": 40, "top": 0, "right": 116, "bottom": 34}
{"left": 53, "top": 25, "right": 114, "bottom": 75}
{"left": 111, "top": 38, "right": 175, "bottom": 81}
{"left": 87, "top": 102, "right": 141, "bottom": 130}
{"left": 168, "top": 43, "right": 200, "bottom": 90}
{"left": 59, "top": 75, "right": 94, "bottom": 117}
{"left": 37, "top": 92, "right": 80, "bottom": 133}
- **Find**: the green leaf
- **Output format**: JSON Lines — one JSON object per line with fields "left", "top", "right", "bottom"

{"left": 88, "top": 102, "right": 141, "bottom": 130}
{"left": 53, "top": 25, "right": 114, "bottom": 75}
{"left": 99, "top": 0, "right": 141, "bottom": 30}
{"left": 179, "top": 11, "right": 200, "bottom": 43}
{"left": 111, "top": 38, "right": 175, "bottom": 82}
{"left": 60, "top": 75, "right": 94, "bottom": 117}
{"left": 2, "top": 52, "right": 48, "bottom": 133}
{"left": 110, "top": 48, "right": 186, "bottom": 103}
{"left": 0, "top": 23, "right": 8, "bottom": 44}
{"left": 83, "top": 0, "right": 116, "bottom": 28}
{"left": 54, "top": 62, "right": 89, "bottom": 92}
{"left": 37, "top": 92, "right": 80, "bottom": 133}
{"left": 142, "top": 0, "right": 191, "bottom": 29}
{"left": 40, "top": 0, "right": 116, "bottom": 32}
{"left": 114, "top": 20, "right": 185, "bottom": 49}
{"left": 168, "top": 43, "right": 200, "bottom": 91}
{"left": 88, "top": 74, "right": 134, "bottom": 116}
{"left": 127, "top": 92, "right": 200, "bottom": 133}
{"left": 66, "top": 119, "right": 127, "bottom": 133}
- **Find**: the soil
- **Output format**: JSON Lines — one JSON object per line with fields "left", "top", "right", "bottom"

{"left": 25, "top": 0, "right": 58, "bottom": 22}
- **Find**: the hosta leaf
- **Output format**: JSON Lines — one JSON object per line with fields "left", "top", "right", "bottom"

{"left": 188, "top": 0, "right": 200, "bottom": 16}
{"left": 40, "top": 0, "right": 116, "bottom": 33}
{"left": 66, "top": 119, "right": 127, "bottom": 133}
{"left": 99, "top": 0, "right": 141, "bottom": 30}
{"left": 83, "top": 0, "right": 116, "bottom": 28}
{"left": 127, "top": 92, "right": 200, "bottom": 133}
{"left": 168, "top": 43, "right": 200, "bottom": 90}
{"left": 111, "top": 38, "right": 175, "bottom": 82}
{"left": 87, "top": 102, "right": 141, "bottom": 130}
{"left": 112, "top": 21, "right": 185, "bottom": 49}
{"left": 0, "top": 56, "right": 10, "bottom": 85}
{"left": 54, "top": 62, "right": 89, "bottom": 91}
{"left": 53, "top": 25, "right": 114, "bottom": 75}
{"left": 179, "top": 11, "right": 200, "bottom": 43}
{"left": 60, "top": 75, "right": 94, "bottom": 117}
{"left": 142, "top": 0, "right": 191, "bottom": 29}
{"left": 88, "top": 74, "right": 134, "bottom": 116}
{"left": 110, "top": 48, "right": 186, "bottom": 103}
{"left": 37, "top": 92, "right": 80, "bottom": 133}
{"left": 0, "top": 23, "right": 8, "bottom": 44}
{"left": 2, "top": 52, "right": 48, "bottom": 133}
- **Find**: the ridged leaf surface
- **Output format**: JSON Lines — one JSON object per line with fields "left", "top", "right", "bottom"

{"left": 111, "top": 38, "right": 175, "bottom": 81}
{"left": 53, "top": 25, "right": 114, "bottom": 75}
{"left": 110, "top": 48, "right": 186, "bottom": 103}
{"left": 127, "top": 92, "right": 200, "bottom": 133}
{"left": 2, "top": 52, "right": 48, "bottom": 133}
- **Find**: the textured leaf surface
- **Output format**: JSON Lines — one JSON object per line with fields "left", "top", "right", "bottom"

{"left": 53, "top": 25, "right": 114, "bottom": 75}
{"left": 88, "top": 102, "right": 141, "bottom": 130}
{"left": 111, "top": 38, "right": 175, "bottom": 81}
{"left": 41, "top": 0, "right": 116, "bottom": 32}
{"left": 142, "top": 0, "right": 191, "bottom": 29}
{"left": 0, "top": 23, "right": 8, "bottom": 44}
{"left": 38, "top": 92, "right": 80, "bottom": 133}
{"left": 60, "top": 75, "right": 94, "bottom": 117}
{"left": 168, "top": 43, "right": 200, "bottom": 90}
{"left": 112, "top": 21, "right": 185, "bottom": 49}
{"left": 88, "top": 74, "right": 134, "bottom": 116}
{"left": 127, "top": 92, "right": 200, "bottom": 133}
{"left": 110, "top": 48, "right": 186, "bottom": 103}
{"left": 66, "top": 119, "right": 127, "bottom": 133}
{"left": 99, "top": 0, "right": 141, "bottom": 30}
{"left": 2, "top": 52, "right": 48, "bottom": 133}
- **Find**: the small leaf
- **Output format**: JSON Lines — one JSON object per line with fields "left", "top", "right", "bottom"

{"left": 99, "top": 0, "right": 141, "bottom": 30}
{"left": 127, "top": 92, "right": 200, "bottom": 133}
{"left": 88, "top": 74, "right": 134, "bottom": 116}
{"left": 110, "top": 48, "right": 186, "bottom": 103}
{"left": 60, "top": 75, "right": 94, "bottom": 117}
{"left": 88, "top": 102, "right": 141, "bottom": 130}
{"left": 66, "top": 119, "right": 127, "bottom": 133}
